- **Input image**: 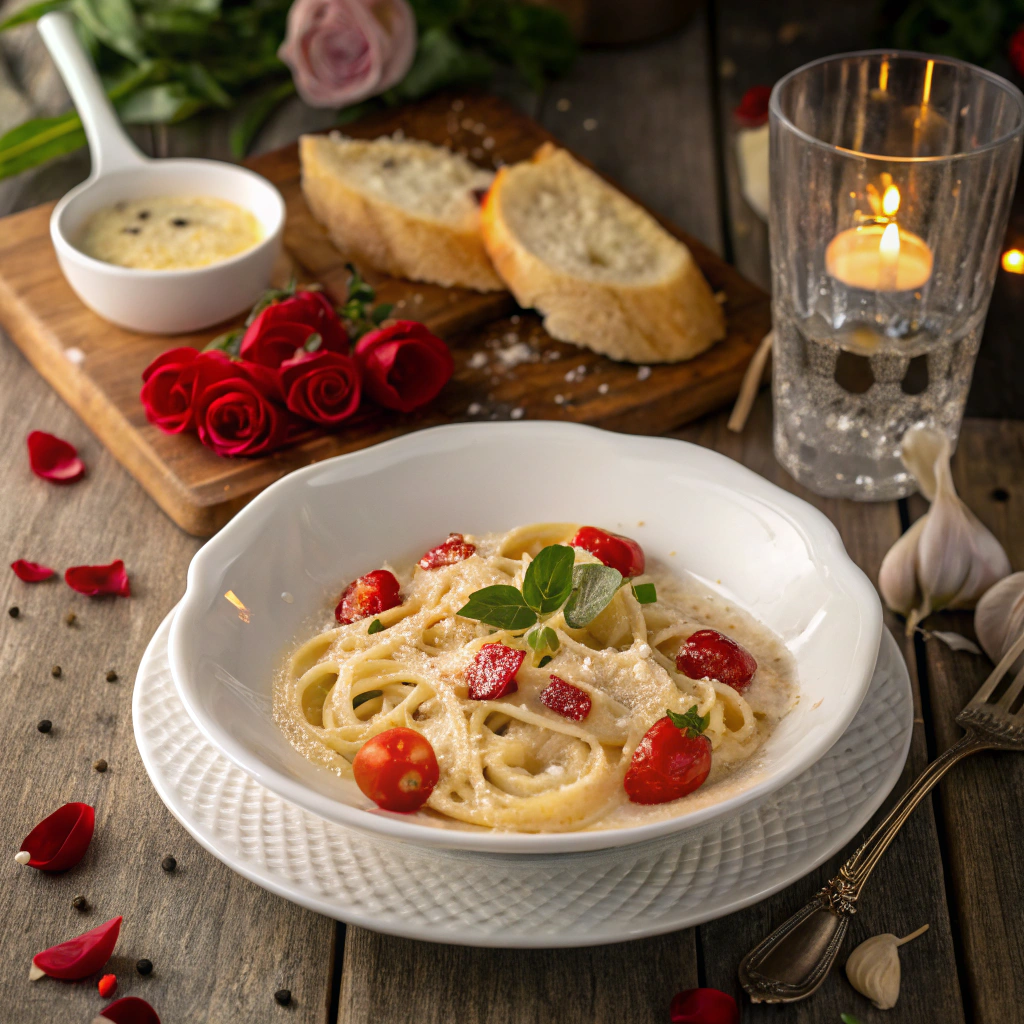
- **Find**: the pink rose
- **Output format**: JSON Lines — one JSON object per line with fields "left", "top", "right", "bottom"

{"left": 279, "top": 0, "right": 416, "bottom": 108}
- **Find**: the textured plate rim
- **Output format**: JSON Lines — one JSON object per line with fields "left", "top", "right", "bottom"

{"left": 137, "top": 608, "right": 910, "bottom": 948}
{"left": 168, "top": 421, "right": 884, "bottom": 855}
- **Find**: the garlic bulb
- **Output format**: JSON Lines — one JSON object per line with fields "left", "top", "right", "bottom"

{"left": 845, "top": 924, "right": 929, "bottom": 1010}
{"left": 878, "top": 427, "right": 1011, "bottom": 633}
{"left": 975, "top": 572, "right": 1024, "bottom": 674}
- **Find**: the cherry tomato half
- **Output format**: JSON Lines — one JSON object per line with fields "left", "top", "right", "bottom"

{"left": 676, "top": 628, "right": 757, "bottom": 691}
{"left": 624, "top": 716, "right": 711, "bottom": 805}
{"left": 418, "top": 533, "right": 476, "bottom": 569}
{"left": 352, "top": 727, "right": 439, "bottom": 813}
{"left": 571, "top": 526, "right": 645, "bottom": 577}
{"left": 335, "top": 569, "right": 402, "bottom": 624}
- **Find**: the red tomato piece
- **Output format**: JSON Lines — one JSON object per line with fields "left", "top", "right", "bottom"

{"left": 418, "top": 533, "right": 476, "bottom": 569}
{"left": 352, "top": 727, "right": 440, "bottom": 813}
{"left": 624, "top": 715, "right": 711, "bottom": 805}
{"left": 335, "top": 569, "right": 401, "bottom": 624}
{"left": 465, "top": 643, "right": 525, "bottom": 700}
{"left": 676, "top": 628, "right": 757, "bottom": 691}
{"left": 540, "top": 675, "right": 592, "bottom": 721}
{"left": 98, "top": 973, "right": 118, "bottom": 998}
{"left": 571, "top": 526, "right": 645, "bottom": 577}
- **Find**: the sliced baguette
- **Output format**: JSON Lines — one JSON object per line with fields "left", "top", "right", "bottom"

{"left": 480, "top": 143, "right": 726, "bottom": 363}
{"left": 300, "top": 132, "right": 503, "bottom": 292}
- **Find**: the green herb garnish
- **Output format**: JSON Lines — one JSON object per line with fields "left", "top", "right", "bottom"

{"left": 840, "top": 1015, "right": 863, "bottom": 1024}
{"left": 352, "top": 689, "right": 383, "bottom": 709}
{"left": 526, "top": 625, "right": 559, "bottom": 664}
{"left": 562, "top": 563, "right": 623, "bottom": 629}
{"left": 522, "top": 543, "right": 574, "bottom": 613}
{"left": 457, "top": 585, "right": 537, "bottom": 631}
{"left": 538, "top": 655, "right": 552, "bottom": 668}
{"left": 632, "top": 582, "right": 657, "bottom": 604}
{"left": 666, "top": 706, "right": 710, "bottom": 738}
{"left": 367, "top": 618, "right": 384, "bottom": 635}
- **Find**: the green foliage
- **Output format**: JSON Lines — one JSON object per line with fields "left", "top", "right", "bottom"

{"left": 457, "top": 585, "right": 538, "bottom": 631}
{"left": 883, "top": 0, "right": 1024, "bottom": 68}
{"left": 562, "top": 564, "right": 623, "bottom": 629}
{"left": 0, "top": 0, "right": 575, "bottom": 180}
{"left": 666, "top": 706, "right": 710, "bottom": 738}
{"left": 522, "top": 544, "right": 574, "bottom": 614}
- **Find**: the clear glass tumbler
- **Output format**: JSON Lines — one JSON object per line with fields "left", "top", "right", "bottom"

{"left": 769, "top": 51, "right": 1024, "bottom": 499}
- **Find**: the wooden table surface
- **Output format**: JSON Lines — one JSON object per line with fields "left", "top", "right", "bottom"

{"left": 2, "top": 3, "right": 1022, "bottom": 1023}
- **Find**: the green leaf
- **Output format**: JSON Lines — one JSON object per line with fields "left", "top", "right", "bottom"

{"left": 0, "top": 0, "right": 66, "bottom": 32}
{"left": 202, "top": 327, "right": 242, "bottom": 357}
{"left": 527, "top": 625, "right": 559, "bottom": 656}
{"left": 390, "top": 26, "right": 493, "bottom": 102}
{"left": 666, "top": 706, "right": 710, "bottom": 738}
{"left": 840, "top": 1015, "right": 864, "bottom": 1024}
{"left": 303, "top": 332, "right": 323, "bottom": 353}
{"left": 632, "top": 583, "right": 657, "bottom": 605}
{"left": 0, "top": 113, "right": 86, "bottom": 180}
{"left": 178, "top": 61, "right": 232, "bottom": 108}
{"left": 118, "top": 82, "right": 205, "bottom": 125}
{"left": 370, "top": 303, "right": 393, "bottom": 325}
{"left": 70, "top": 0, "right": 144, "bottom": 62}
{"left": 458, "top": 585, "right": 537, "bottom": 631}
{"left": 352, "top": 689, "right": 383, "bottom": 709}
{"left": 230, "top": 78, "right": 295, "bottom": 158}
{"left": 563, "top": 564, "right": 623, "bottom": 629}
{"left": 538, "top": 655, "right": 552, "bottom": 668}
{"left": 367, "top": 618, "right": 384, "bottom": 635}
{"left": 522, "top": 544, "right": 574, "bottom": 614}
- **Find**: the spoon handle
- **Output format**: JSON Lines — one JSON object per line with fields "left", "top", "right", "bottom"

{"left": 37, "top": 11, "right": 145, "bottom": 176}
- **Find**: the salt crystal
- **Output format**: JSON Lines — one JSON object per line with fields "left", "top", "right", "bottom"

{"left": 554, "top": 394, "right": 566, "bottom": 405}
{"left": 556, "top": 98, "right": 571, "bottom": 112}
{"left": 281, "top": 592, "right": 294, "bottom": 604}
{"left": 598, "top": 382, "right": 610, "bottom": 395}
{"left": 496, "top": 342, "right": 535, "bottom": 368}
{"left": 65, "top": 347, "right": 85, "bottom": 365}
{"left": 576, "top": 364, "right": 587, "bottom": 375}
{"left": 583, "top": 118, "right": 598, "bottom": 131}
{"left": 637, "top": 366, "right": 652, "bottom": 381}
{"left": 467, "top": 402, "right": 483, "bottom": 415}
{"left": 483, "top": 137, "right": 495, "bottom": 150}
{"left": 510, "top": 314, "right": 521, "bottom": 324}
{"left": 15, "top": 851, "right": 30, "bottom": 865}
{"left": 468, "top": 351, "right": 488, "bottom": 370}
{"left": 510, "top": 407, "right": 525, "bottom": 420}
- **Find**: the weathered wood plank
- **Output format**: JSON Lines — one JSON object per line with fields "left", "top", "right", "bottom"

{"left": 0, "top": 338, "right": 335, "bottom": 1023}
{"left": 912, "top": 419, "right": 1024, "bottom": 1024}
{"left": 338, "top": 931, "right": 697, "bottom": 1024}
{"left": 680, "top": 395, "right": 965, "bottom": 1023}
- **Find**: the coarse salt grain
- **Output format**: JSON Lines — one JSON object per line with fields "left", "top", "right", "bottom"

{"left": 637, "top": 366, "right": 652, "bottom": 381}
{"left": 468, "top": 351, "right": 488, "bottom": 370}
{"left": 15, "top": 851, "right": 30, "bottom": 865}
{"left": 583, "top": 118, "right": 598, "bottom": 131}
{"left": 496, "top": 342, "right": 535, "bottom": 368}
{"left": 65, "top": 347, "right": 85, "bottom": 365}
{"left": 598, "top": 382, "right": 610, "bottom": 394}
{"left": 467, "top": 402, "right": 483, "bottom": 416}
{"left": 556, "top": 98, "right": 571, "bottom": 112}
{"left": 510, "top": 407, "right": 525, "bottom": 420}
{"left": 554, "top": 394, "right": 566, "bottom": 405}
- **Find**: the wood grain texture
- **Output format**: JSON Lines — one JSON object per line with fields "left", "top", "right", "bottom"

{"left": 909, "top": 420, "right": 1024, "bottom": 1024}
{"left": 0, "top": 91, "right": 769, "bottom": 539}
{"left": 0, "top": 338, "right": 334, "bottom": 1024}
{"left": 674, "top": 395, "right": 965, "bottom": 1023}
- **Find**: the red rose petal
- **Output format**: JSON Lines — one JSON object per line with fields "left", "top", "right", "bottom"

{"left": 33, "top": 916, "right": 121, "bottom": 980}
{"left": 540, "top": 675, "right": 591, "bottom": 721}
{"left": 20, "top": 802, "right": 95, "bottom": 872}
{"left": 466, "top": 643, "right": 524, "bottom": 701}
{"left": 734, "top": 84, "right": 772, "bottom": 128}
{"left": 27, "top": 431, "right": 86, "bottom": 484}
{"left": 65, "top": 560, "right": 130, "bottom": 598}
{"left": 99, "top": 997, "right": 161, "bottom": 1024}
{"left": 670, "top": 987, "right": 739, "bottom": 1024}
{"left": 11, "top": 559, "right": 56, "bottom": 582}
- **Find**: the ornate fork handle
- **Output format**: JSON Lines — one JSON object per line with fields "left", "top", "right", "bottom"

{"left": 739, "top": 730, "right": 990, "bottom": 1003}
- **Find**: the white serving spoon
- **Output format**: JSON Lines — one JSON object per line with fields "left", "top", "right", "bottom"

{"left": 39, "top": 11, "right": 285, "bottom": 334}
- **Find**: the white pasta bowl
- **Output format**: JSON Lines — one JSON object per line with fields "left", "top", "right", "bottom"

{"left": 167, "top": 422, "right": 883, "bottom": 854}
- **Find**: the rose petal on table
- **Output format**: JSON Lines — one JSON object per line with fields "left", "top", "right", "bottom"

{"left": 97, "top": 996, "right": 161, "bottom": 1024}
{"left": 19, "top": 802, "right": 95, "bottom": 871}
{"left": 32, "top": 916, "right": 121, "bottom": 980}
{"left": 670, "top": 987, "right": 739, "bottom": 1024}
{"left": 26, "top": 430, "right": 86, "bottom": 483}
{"left": 10, "top": 559, "right": 56, "bottom": 582}
{"left": 65, "top": 560, "right": 130, "bottom": 597}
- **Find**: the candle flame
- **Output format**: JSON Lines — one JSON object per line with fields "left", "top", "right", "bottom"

{"left": 879, "top": 60, "right": 889, "bottom": 93}
{"left": 923, "top": 59, "right": 934, "bottom": 105}
{"left": 1002, "top": 248, "right": 1024, "bottom": 273}
{"left": 880, "top": 222, "right": 901, "bottom": 259}
{"left": 882, "top": 185, "right": 900, "bottom": 217}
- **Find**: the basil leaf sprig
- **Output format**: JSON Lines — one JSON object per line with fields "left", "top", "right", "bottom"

{"left": 458, "top": 543, "right": 654, "bottom": 640}
{"left": 667, "top": 706, "right": 710, "bottom": 738}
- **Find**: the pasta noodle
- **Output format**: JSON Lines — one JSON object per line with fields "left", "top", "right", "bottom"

{"left": 273, "top": 523, "right": 796, "bottom": 832}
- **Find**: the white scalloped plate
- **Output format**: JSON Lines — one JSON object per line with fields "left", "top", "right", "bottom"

{"left": 134, "top": 610, "right": 912, "bottom": 948}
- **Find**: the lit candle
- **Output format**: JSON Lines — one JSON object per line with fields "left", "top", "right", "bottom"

{"left": 825, "top": 185, "right": 933, "bottom": 292}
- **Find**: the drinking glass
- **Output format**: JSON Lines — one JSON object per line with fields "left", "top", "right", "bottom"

{"left": 769, "top": 50, "right": 1024, "bottom": 499}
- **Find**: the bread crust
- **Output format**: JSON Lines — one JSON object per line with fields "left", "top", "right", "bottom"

{"left": 480, "top": 143, "right": 726, "bottom": 363}
{"left": 300, "top": 134, "right": 504, "bottom": 292}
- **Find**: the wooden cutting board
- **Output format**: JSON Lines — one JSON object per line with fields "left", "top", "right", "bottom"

{"left": 0, "top": 92, "right": 769, "bottom": 537}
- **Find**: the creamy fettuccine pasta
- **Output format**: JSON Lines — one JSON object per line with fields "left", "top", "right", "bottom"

{"left": 274, "top": 522, "right": 796, "bottom": 832}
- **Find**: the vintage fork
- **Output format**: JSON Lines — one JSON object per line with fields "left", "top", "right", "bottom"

{"left": 739, "top": 628, "right": 1024, "bottom": 1004}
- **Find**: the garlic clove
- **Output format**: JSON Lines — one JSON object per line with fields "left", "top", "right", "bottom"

{"left": 899, "top": 425, "right": 947, "bottom": 501}
{"left": 845, "top": 924, "right": 929, "bottom": 1010}
{"left": 878, "top": 516, "right": 926, "bottom": 618}
{"left": 975, "top": 572, "right": 1024, "bottom": 674}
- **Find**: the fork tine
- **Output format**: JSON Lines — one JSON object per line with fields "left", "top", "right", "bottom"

{"left": 968, "top": 629, "right": 1024, "bottom": 709}
{"left": 998, "top": 665, "right": 1024, "bottom": 714}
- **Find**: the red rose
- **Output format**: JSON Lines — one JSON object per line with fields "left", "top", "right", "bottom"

{"left": 734, "top": 84, "right": 772, "bottom": 128}
{"left": 1012, "top": 26, "right": 1024, "bottom": 77}
{"left": 193, "top": 357, "right": 299, "bottom": 457}
{"left": 239, "top": 291, "right": 348, "bottom": 368}
{"left": 354, "top": 320, "right": 454, "bottom": 413}
{"left": 278, "top": 350, "right": 362, "bottom": 426}
{"left": 140, "top": 346, "right": 201, "bottom": 433}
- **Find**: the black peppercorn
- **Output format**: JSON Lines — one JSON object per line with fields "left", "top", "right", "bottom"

{"left": 8, "top": 606, "right": 18, "bottom": 618}
{"left": 93, "top": 759, "right": 108, "bottom": 773}
{"left": 136, "top": 958, "right": 153, "bottom": 976}
{"left": 106, "top": 670, "right": 118, "bottom": 682}
{"left": 122, "top": 226, "right": 141, "bottom": 235}
{"left": 274, "top": 989, "right": 292, "bottom": 1006}
{"left": 51, "top": 665, "right": 62, "bottom": 678}
{"left": 72, "top": 895, "right": 88, "bottom": 911}
{"left": 171, "top": 218, "right": 189, "bottom": 227}
{"left": 138, "top": 210, "right": 150, "bottom": 220}
{"left": 37, "top": 719, "right": 52, "bottom": 733}
{"left": 161, "top": 855, "right": 177, "bottom": 872}
{"left": 991, "top": 487, "right": 1010, "bottom": 503}
{"left": 65, "top": 611, "right": 77, "bottom": 626}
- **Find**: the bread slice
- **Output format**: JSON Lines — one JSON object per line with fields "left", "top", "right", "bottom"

{"left": 299, "top": 132, "right": 503, "bottom": 293}
{"left": 480, "top": 143, "right": 726, "bottom": 363}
